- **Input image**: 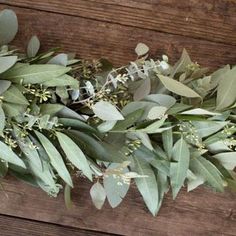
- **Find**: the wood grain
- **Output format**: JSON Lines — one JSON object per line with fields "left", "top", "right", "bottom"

{"left": 0, "top": 177, "right": 235, "bottom": 236}
{"left": 1, "top": 0, "right": 236, "bottom": 45}
{"left": 0, "top": 5, "right": 236, "bottom": 69}
{"left": 0, "top": 214, "right": 112, "bottom": 236}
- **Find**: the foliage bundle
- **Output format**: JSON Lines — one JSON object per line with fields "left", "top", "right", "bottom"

{"left": 0, "top": 9, "right": 236, "bottom": 216}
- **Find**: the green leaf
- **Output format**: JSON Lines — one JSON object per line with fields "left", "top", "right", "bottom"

{"left": 58, "top": 118, "right": 97, "bottom": 133}
{"left": 158, "top": 75, "right": 201, "bottom": 98}
{"left": 67, "top": 130, "right": 127, "bottom": 163}
{"left": 90, "top": 182, "right": 106, "bottom": 210}
{"left": 57, "top": 106, "right": 85, "bottom": 121}
{"left": 133, "top": 146, "right": 169, "bottom": 175}
{"left": 0, "top": 9, "right": 18, "bottom": 45}
{"left": 2, "top": 64, "right": 71, "bottom": 84}
{"left": 213, "top": 152, "right": 236, "bottom": 170}
{"left": 0, "top": 105, "right": 5, "bottom": 135}
{"left": 181, "top": 108, "right": 220, "bottom": 116}
{"left": 42, "top": 74, "right": 78, "bottom": 87}
{"left": 2, "top": 102, "right": 27, "bottom": 117}
{"left": 135, "top": 43, "right": 149, "bottom": 56}
{"left": 134, "top": 158, "right": 159, "bottom": 216}
{"left": 190, "top": 155, "right": 224, "bottom": 192}
{"left": 35, "top": 131, "right": 73, "bottom": 187}
{"left": 64, "top": 184, "right": 72, "bottom": 209}
{"left": 162, "top": 128, "right": 173, "bottom": 159}
{"left": 112, "top": 109, "right": 144, "bottom": 131}
{"left": 2, "top": 85, "right": 29, "bottom": 105}
{"left": 133, "top": 78, "right": 151, "bottom": 101}
{"left": 97, "top": 120, "right": 117, "bottom": 133}
{"left": 40, "top": 104, "right": 64, "bottom": 116}
{"left": 56, "top": 132, "right": 92, "bottom": 181}
{"left": 0, "top": 80, "right": 11, "bottom": 95}
{"left": 144, "top": 94, "right": 176, "bottom": 109}
{"left": 192, "top": 121, "right": 228, "bottom": 138}
{"left": 170, "top": 138, "right": 190, "bottom": 199}
{"left": 92, "top": 101, "right": 124, "bottom": 121}
{"left": 170, "top": 48, "right": 192, "bottom": 77}
{"left": 156, "top": 172, "right": 169, "bottom": 214}
{"left": 122, "top": 101, "right": 156, "bottom": 121}
{"left": 16, "top": 134, "right": 59, "bottom": 196}
{"left": 147, "top": 106, "right": 167, "bottom": 120}
{"left": 27, "top": 35, "right": 40, "bottom": 57}
{"left": 103, "top": 163, "right": 130, "bottom": 208}
{"left": 48, "top": 53, "right": 68, "bottom": 66}
{"left": 216, "top": 67, "right": 236, "bottom": 110}
{"left": 0, "top": 56, "right": 17, "bottom": 74}
{"left": 187, "top": 170, "right": 204, "bottom": 192}
{"left": 140, "top": 117, "right": 167, "bottom": 134}
{"left": 0, "top": 140, "right": 26, "bottom": 168}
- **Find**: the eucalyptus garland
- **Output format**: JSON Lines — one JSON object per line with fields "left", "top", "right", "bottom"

{"left": 0, "top": 9, "right": 236, "bottom": 216}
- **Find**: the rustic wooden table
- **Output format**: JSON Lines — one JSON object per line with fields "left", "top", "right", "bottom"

{"left": 0, "top": 1, "right": 236, "bottom": 235}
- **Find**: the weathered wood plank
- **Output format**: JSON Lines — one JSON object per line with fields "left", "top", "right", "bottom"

{"left": 0, "top": 5, "right": 236, "bottom": 69}
{"left": 1, "top": 0, "right": 236, "bottom": 45}
{"left": 0, "top": 177, "right": 235, "bottom": 236}
{"left": 0, "top": 214, "right": 112, "bottom": 236}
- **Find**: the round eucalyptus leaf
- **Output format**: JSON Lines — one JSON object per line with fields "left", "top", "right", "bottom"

{"left": 0, "top": 9, "right": 18, "bottom": 45}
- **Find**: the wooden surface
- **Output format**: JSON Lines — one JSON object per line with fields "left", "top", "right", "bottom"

{"left": 0, "top": 177, "right": 236, "bottom": 236}
{"left": 0, "top": 1, "right": 236, "bottom": 235}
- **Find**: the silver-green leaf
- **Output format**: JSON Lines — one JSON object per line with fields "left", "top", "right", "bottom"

{"left": 0, "top": 140, "right": 26, "bottom": 168}
{"left": 170, "top": 138, "right": 190, "bottom": 199}
{"left": 0, "top": 56, "right": 17, "bottom": 74}
{"left": 56, "top": 132, "right": 92, "bottom": 181}
{"left": 27, "top": 35, "right": 40, "bottom": 57}
{"left": 92, "top": 101, "right": 124, "bottom": 121}
{"left": 134, "top": 158, "right": 158, "bottom": 216}
{"left": 0, "top": 9, "right": 18, "bottom": 45}
{"left": 90, "top": 182, "right": 106, "bottom": 210}
{"left": 35, "top": 131, "right": 73, "bottom": 187}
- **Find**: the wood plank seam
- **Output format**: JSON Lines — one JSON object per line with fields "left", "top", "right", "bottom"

{"left": 1, "top": 1, "right": 236, "bottom": 48}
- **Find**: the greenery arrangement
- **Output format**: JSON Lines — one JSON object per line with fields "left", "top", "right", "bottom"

{"left": 0, "top": 9, "right": 236, "bottom": 216}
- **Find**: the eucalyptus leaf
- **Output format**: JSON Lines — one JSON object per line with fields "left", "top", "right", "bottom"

{"left": 192, "top": 121, "right": 228, "bottom": 138}
{"left": 0, "top": 105, "right": 5, "bottom": 135}
{"left": 35, "top": 131, "right": 73, "bottom": 187}
{"left": 0, "top": 140, "right": 26, "bottom": 168}
{"left": 42, "top": 74, "right": 78, "bottom": 87}
{"left": 64, "top": 184, "right": 72, "bottom": 209}
{"left": 162, "top": 128, "right": 173, "bottom": 159}
{"left": 134, "top": 158, "right": 159, "bottom": 216}
{"left": 170, "top": 48, "right": 192, "bottom": 77}
{"left": 92, "top": 101, "right": 124, "bottom": 121}
{"left": 213, "top": 152, "right": 236, "bottom": 170}
{"left": 133, "top": 78, "right": 151, "bottom": 101}
{"left": 48, "top": 53, "right": 68, "bottom": 66}
{"left": 104, "top": 163, "right": 130, "bottom": 208}
{"left": 170, "top": 138, "right": 190, "bottom": 199}
{"left": 2, "top": 64, "right": 71, "bottom": 84}
{"left": 147, "top": 106, "right": 167, "bottom": 120}
{"left": 2, "top": 85, "right": 29, "bottom": 105}
{"left": 0, "top": 9, "right": 18, "bottom": 45}
{"left": 190, "top": 155, "right": 224, "bottom": 192}
{"left": 135, "top": 43, "right": 149, "bottom": 57}
{"left": 27, "top": 35, "right": 40, "bottom": 57}
{"left": 144, "top": 94, "right": 176, "bottom": 109}
{"left": 216, "top": 67, "right": 236, "bottom": 110}
{"left": 90, "top": 182, "right": 106, "bottom": 210}
{"left": 158, "top": 75, "right": 201, "bottom": 98}
{"left": 56, "top": 132, "right": 93, "bottom": 181}
{"left": 0, "top": 80, "right": 11, "bottom": 95}
{"left": 40, "top": 104, "right": 64, "bottom": 116}
{"left": 0, "top": 56, "right": 17, "bottom": 74}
